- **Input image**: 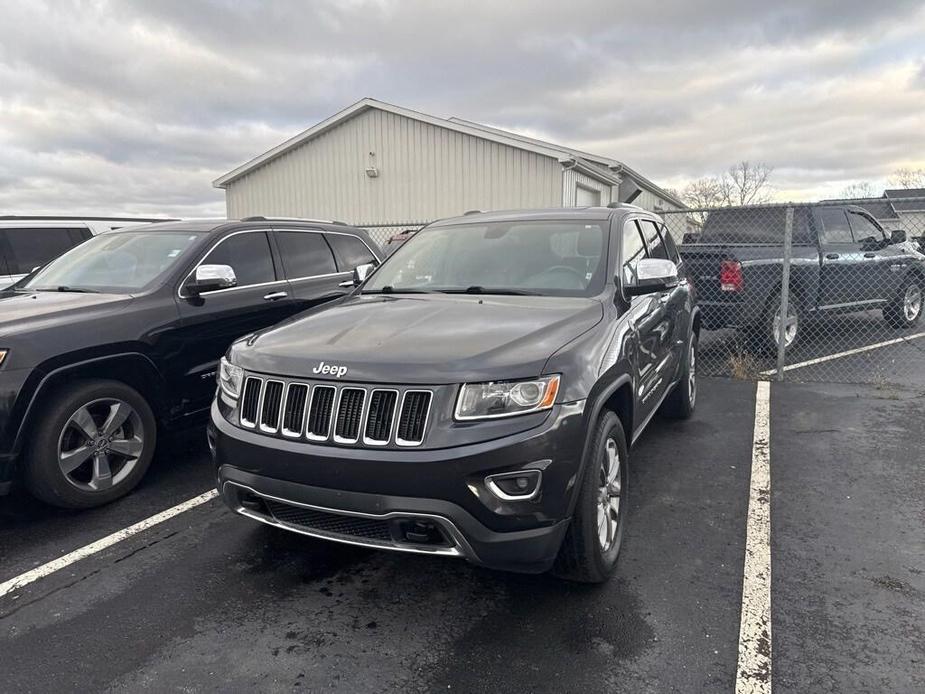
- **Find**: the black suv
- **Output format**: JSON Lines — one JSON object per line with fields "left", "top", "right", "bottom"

{"left": 0, "top": 217, "right": 381, "bottom": 507}
{"left": 211, "top": 206, "right": 700, "bottom": 582}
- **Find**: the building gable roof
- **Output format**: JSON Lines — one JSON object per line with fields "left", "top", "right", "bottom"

{"left": 213, "top": 98, "right": 684, "bottom": 208}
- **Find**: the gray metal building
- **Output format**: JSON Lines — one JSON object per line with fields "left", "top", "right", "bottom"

{"left": 214, "top": 98, "right": 685, "bottom": 244}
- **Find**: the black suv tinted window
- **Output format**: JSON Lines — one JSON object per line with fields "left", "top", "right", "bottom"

{"left": 819, "top": 208, "right": 853, "bottom": 244}
{"left": 637, "top": 219, "right": 669, "bottom": 260}
{"left": 276, "top": 231, "right": 337, "bottom": 278}
{"left": 2, "top": 227, "right": 80, "bottom": 274}
{"left": 326, "top": 233, "right": 375, "bottom": 270}
{"left": 202, "top": 232, "right": 276, "bottom": 286}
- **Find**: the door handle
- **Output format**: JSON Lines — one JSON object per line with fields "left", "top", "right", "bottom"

{"left": 825, "top": 253, "right": 840, "bottom": 260}
{"left": 263, "top": 291, "right": 288, "bottom": 301}
{"left": 658, "top": 294, "right": 670, "bottom": 304}
{"left": 338, "top": 280, "right": 355, "bottom": 288}
{"left": 863, "top": 252, "right": 876, "bottom": 258}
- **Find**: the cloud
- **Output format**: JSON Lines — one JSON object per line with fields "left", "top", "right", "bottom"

{"left": 1, "top": 0, "right": 924, "bottom": 216}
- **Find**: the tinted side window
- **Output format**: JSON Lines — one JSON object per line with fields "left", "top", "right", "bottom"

{"left": 276, "top": 231, "right": 337, "bottom": 278}
{"left": 638, "top": 219, "right": 669, "bottom": 260}
{"left": 2, "top": 227, "right": 80, "bottom": 275}
{"left": 326, "top": 233, "right": 376, "bottom": 270}
{"left": 848, "top": 212, "right": 884, "bottom": 244}
{"left": 659, "top": 223, "right": 681, "bottom": 264}
{"left": 202, "top": 232, "right": 276, "bottom": 287}
{"left": 621, "top": 220, "right": 647, "bottom": 285}
{"left": 819, "top": 208, "right": 854, "bottom": 244}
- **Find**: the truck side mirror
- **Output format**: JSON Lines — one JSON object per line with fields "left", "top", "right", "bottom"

{"left": 624, "top": 259, "right": 680, "bottom": 296}
{"left": 890, "top": 229, "right": 907, "bottom": 244}
{"left": 187, "top": 264, "right": 237, "bottom": 296}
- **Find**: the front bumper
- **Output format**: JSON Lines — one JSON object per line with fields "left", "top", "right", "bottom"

{"left": 211, "top": 399, "right": 586, "bottom": 573}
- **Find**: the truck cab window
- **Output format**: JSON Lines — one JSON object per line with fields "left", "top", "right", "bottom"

{"left": 819, "top": 208, "right": 854, "bottom": 244}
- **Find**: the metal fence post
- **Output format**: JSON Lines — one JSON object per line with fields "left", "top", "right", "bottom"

{"left": 776, "top": 206, "right": 794, "bottom": 380}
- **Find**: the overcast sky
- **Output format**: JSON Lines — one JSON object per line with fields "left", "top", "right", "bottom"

{"left": 1, "top": 0, "right": 924, "bottom": 217}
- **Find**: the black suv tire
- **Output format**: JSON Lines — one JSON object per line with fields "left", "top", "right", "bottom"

{"left": 553, "top": 410, "right": 628, "bottom": 583}
{"left": 661, "top": 332, "right": 697, "bottom": 419}
{"left": 24, "top": 380, "right": 157, "bottom": 509}
{"left": 884, "top": 275, "right": 924, "bottom": 329}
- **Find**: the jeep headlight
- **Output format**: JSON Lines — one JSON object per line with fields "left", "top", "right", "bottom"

{"left": 218, "top": 356, "right": 244, "bottom": 399}
{"left": 455, "top": 375, "right": 560, "bottom": 420}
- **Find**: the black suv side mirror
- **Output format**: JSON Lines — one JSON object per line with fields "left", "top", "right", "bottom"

{"left": 186, "top": 264, "right": 237, "bottom": 296}
{"left": 339, "top": 262, "right": 377, "bottom": 288}
{"left": 624, "top": 259, "right": 680, "bottom": 296}
{"left": 890, "top": 229, "right": 907, "bottom": 244}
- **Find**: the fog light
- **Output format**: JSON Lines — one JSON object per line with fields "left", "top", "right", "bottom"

{"left": 485, "top": 470, "right": 542, "bottom": 501}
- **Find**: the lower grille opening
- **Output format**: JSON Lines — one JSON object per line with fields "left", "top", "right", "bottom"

{"left": 265, "top": 499, "right": 393, "bottom": 542}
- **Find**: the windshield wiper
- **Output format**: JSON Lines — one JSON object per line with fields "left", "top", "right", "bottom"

{"left": 364, "top": 285, "right": 435, "bottom": 294}
{"left": 439, "top": 286, "right": 540, "bottom": 296}
{"left": 29, "top": 286, "right": 101, "bottom": 294}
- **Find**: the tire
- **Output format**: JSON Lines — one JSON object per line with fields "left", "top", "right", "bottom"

{"left": 747, "top": 289, "right": 800, "bottom": 354}
{"left": 883, "top": 276, "right": 923, "bottom": 329}
{"left": 552, "top": 410, "right": 628, "bottom": 583}
{"left": 660, "top": 332, "right": 698, "bottom": 419}
{"left": 24, "top": 380, "right": 157, "bottom": 509}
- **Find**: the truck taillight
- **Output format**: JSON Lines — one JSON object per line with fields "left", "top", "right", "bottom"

{"left": 720, "top": 260, "right": 743, "bottom": 292}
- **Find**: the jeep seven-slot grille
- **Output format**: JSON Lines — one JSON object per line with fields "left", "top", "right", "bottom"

{"left": 238, "top": 376, "right": 432, "bottom": 447}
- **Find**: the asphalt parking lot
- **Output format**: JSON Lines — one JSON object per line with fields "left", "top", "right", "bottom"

{"left": 1, "top": 377, "right": 923, "bottom": 693}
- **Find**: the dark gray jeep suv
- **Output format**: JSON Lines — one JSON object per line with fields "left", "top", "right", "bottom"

{"left": 210, "top": 206, "right": 700, "bottom": 581}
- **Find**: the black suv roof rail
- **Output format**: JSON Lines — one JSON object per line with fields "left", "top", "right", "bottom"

{"left": 463, "top": 209, "right": 482, "bottom": 215}
{"left": 240, "top": 215, "right": 348, "bottom": 226}
{"left": 0, "top": 215, "right": 177, "bottom": 222}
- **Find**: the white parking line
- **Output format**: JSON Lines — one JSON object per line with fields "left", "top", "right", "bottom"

{"left": 736, "top": 381, "right": 772, "bottom": 694}
{"left": 0, "top": 489, "right": 218, "bottom": 600}
{"left": 762, "top": 331, "right": 925, "bottom": 376}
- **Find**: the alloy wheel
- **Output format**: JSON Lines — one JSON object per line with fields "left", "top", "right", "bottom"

{"left": 597, "top": 438, "right": 623, "bottom": 552}
{"left": 904, "top": 284, "right": 922, "bottom": 322}
{"left": 772, "top": 304, "right": 799, "bottom": 348}
{"left": 688, "top": 339, "right": 697, "bottom": 407}
{"left": 57, "top": 398, "right": 145, "bottom": 492}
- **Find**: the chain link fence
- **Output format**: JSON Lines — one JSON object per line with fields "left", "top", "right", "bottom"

{"left": 661, "top": 196, "right": 925, "bottom": 387}
{"left": 357, "top": 221, "right": 428, "bottom": 248}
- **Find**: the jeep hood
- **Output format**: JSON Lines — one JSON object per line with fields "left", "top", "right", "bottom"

{"left": 0, "top": 291, "right": 134, "bottom": 339}
{"left": 236, "top": 294, "right": 603, "bottom": 384}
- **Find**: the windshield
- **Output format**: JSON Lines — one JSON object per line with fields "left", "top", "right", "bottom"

{"left": 364, "top": 221, "right": 608, "bottom": 297}
{"left": 23, "top": 231, "right": 205, "bottom": 293}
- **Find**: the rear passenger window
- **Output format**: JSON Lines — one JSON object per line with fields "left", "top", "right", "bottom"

{"left": 276, "top": 231, "right": 337, "bottom": 278}
{"left": 1, "top": 228, "right": 80, "bottom": 275}
{"left": 202, "top": 232, "right": 276, "bottom": 287}
{"left": 326, "top": 233, "right": 376, "bottom": 271}
{"left": 819, "top": 208, "right": 853, "bottom": 244}
{"left": 637, "top": 220, "right": 669, "bottom": 260}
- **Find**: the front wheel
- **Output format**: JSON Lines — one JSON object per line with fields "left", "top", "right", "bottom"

{"left": 552, "top": 411, "right": 628, "bottom": 583}
{"left": 884, "top": 276, "right": 923, "bottom": 329}
{"left": 24, "top": 380, "right": 157, "bottom": 509}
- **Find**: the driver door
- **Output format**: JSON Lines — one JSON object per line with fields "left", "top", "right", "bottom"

{"left": 172, "top": 230, "right": 294, "bottom": 415}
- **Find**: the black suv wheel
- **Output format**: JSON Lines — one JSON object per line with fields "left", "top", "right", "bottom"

{"left": 553, "top": 410, "right": 627, "bottom": 583}
{"left": 24, "top": 380, "right": 157, "bottom": 508}
{"left": 661, "top": 332, "right": 697, "bottom": 419}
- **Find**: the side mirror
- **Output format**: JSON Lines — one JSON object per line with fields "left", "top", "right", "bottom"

{"left": 340, "top": 262, "right": 377, "bottom": 287}
{"left": 624, "top": 258, "right": 680, "bottom": 296}
{"left": 187, "top": 264, "right": 236, "bottom": 296}
{"left": 890, "top": 229, "right": 907, "bottom": 244}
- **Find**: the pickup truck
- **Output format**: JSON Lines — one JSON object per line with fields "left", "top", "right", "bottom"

{"left": 679, "top": 204, "right": 925, "bottom": 350}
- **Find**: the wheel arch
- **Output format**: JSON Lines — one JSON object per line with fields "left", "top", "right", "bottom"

{"left": 12, "top": 353, "right": 167, "bottom": 459}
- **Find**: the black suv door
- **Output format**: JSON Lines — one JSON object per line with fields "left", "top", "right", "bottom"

{"left": 172, "top": 229, "right": 296, "bottom": 414}
{"left": 273, "top": 228, "right": 351, "bottom": 313}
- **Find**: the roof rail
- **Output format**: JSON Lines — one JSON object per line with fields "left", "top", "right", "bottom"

{"left": 240, "top": 215, "right": 347, "bottom": 225}
{"left": 463, "top": 209, "right": 482, "bottom": 215}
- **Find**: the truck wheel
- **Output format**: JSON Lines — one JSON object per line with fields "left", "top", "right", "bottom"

{"left": 660, "top": 332, "right": 697, "bottom": 419}
{"left": 884, "top": 276, "right": 923, "bottom": 329}
{"left": 552, "top": 410, "right": 627, "bottom": 583}
{"left": 749, "top": 290, "right": 800, "bottom": 353}
{"left": 24, "top": 380, "right": 157, "bottom": 509}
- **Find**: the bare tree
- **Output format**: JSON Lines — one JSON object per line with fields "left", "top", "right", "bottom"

{"left": 718, "top": 161, "right": 774, "bottom": 206}
{"left": 841, "top": 181, "right": 876, "bottom": 198}
{"left": 681, "top": 177, "right": 724, "bottom": 224}
{"left": 889, "top": 168, "right": 925, "bottom": 189}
